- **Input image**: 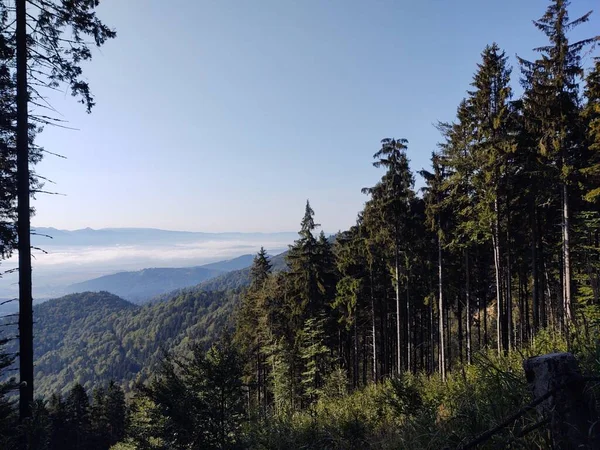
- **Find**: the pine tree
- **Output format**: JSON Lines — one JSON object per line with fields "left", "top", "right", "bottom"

{"left": 420, "top": 153, "right": 449, "bottom": 379}
{"left": 362, "top": 138, "right": 415, "bottom": 374}
{"left": 576, "top": 60, "right": 600, "bottom": 308}
{"left": 286, "top": 200, "right": 324, "bottom": 322}
{"left": 299, "top": 314, "right": 331, "bottom": 404}
{"left": 251, "top": 247, "right": 272, "bottom": 290}
{"left": 468, "top": 43, "right": 516, "bottom": 353}
{"left": 518, "top": 0, "right": 598, "bottom": 327}
{"left": 333, "top": 224, "right": 369, "bottom": 386}
{"left": 65, "top": 384, "right": 92, "bottom": 450}
{"left": 90, "top": 382, "right": 127, "bottom": 450}
{"left": 47, "top": 394, "right": 68, "bottom": 450}
{"left": 137, "top": 335, "right": 245, "bottom": 449}
{"left": 582, "top": 59, "right": 600, "bottom": 204}
{"left": 1, "top": 0, "right": 117, "bottom": 420}
{"left": 234, "top": 247, "right": 273, "bottom": 412}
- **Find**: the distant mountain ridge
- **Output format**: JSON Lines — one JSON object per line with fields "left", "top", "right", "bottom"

{"left": 195, "top": 250, "right": 288, "bottom": 292}
{"left": 65, "top": 266, "right": 224, "bottom": 304}
{"left": 0, "top": 249, "right": 291, "bottom": 396}
{"left": 200, "top": 254, "right": 255, "bottom": 272}
{"left": 31, "top": 227, "right": 298, "bottom": 247}
{"left": 65, "top": 251, "right": 288, "bottom": 304}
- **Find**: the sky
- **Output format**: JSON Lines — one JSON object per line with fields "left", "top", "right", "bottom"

{"left": 30, "top": 0, "right": 599, "bottom": 234}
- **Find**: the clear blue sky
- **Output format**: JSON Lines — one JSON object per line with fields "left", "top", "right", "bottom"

{"left": 31, "top": 0, "right": 599, "bottom": 233}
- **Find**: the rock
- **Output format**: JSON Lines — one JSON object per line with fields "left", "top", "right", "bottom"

{"left": 523, "top": 352, "right": 598, "bottom": 449}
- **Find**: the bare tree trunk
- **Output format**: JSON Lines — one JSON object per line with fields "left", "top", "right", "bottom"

{"left": 438, "top": 235, "right": 446, "bottom": 381}
{"left": 446, "top": 306, "right": 452, "bottom": 373}
{"left": 493, "top": 197, "right": 503, "bottom": 355}
{"left": 430, "top": 287, "right": 435, "bottom": 375}
{"left": 256, "top": 352, "right": 260, "bottom": 409}
{"left": 406, "top": 275, "right": 411, "bottom": 373}
{"left": 480, "top": 248, "right": 488, "bottom": 348}
{"left": 465, "top": 250, "right": 472, "bottom": 364}
{"left": 16, "top": 0, "right": 34, "bottom": 422}
{"left": 353, "top": 317, "right": 358, "bottom": 387}
{"left": 506, "top": 201, "right": 513, "bottom": 350}
{"left": 562, "top": 183, "right": 573, "bottom": 325}
{"left": 370, "top": 264, "right": 377, "bottom": 382}
{"left": 458, "top": 294, "right": 463, "bottom": 365}
{"left": 382, "top": 281, "right": 388, "bottom": 378}
{"left": 524, "top": 275, "right": 530, "bottom": 344}
{"left": 395, "top": 247, "right": 401, "bottom": 375}
{"left": 362, "top": 331, "right": 367, "bottom": 385}
{"left": 477, "top": 292, "right": 481, "bottom": 350}
{"left": 540, "top": 238, "right": 549, "bottom": 328}
{"left": 532, "top": 205, "right": 540, "bottom": 332}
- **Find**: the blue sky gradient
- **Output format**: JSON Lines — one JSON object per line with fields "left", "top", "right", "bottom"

{"left": 31, "top": 0, "right": 599, "bottom": 233}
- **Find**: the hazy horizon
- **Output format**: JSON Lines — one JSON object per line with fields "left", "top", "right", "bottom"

{"left": 0, "top": 228, "right": 297, "bottom": 299}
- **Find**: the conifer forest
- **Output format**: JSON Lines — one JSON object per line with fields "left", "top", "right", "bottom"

{"left": 1, "top": 0, "right": 600, "bottom": 449}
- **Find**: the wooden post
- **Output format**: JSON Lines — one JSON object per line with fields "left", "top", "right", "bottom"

{"left": 523, "top": 352, "right": 598, "bottom": 449}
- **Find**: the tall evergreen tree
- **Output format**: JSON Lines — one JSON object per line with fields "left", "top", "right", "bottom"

{"left": 251, "top": 247, "right": 272, "bottom": 290}
{"left": 287, "top": 201, "right": 324, "bottom": 322}
{"left": 235, "top": 247, "right": 273, "bottom": 412}
{"left": 468, "top": 43, "right": 516, "bottom": 353}
{"left": 1, "top": 0, "right": 117, "bottom": 420}
{"left": 582, "top": 59, "right": 600, "bottom": 204}
{"left": 65, "top": 384, "right": 92, "bottom": 450}
{"left": 90, "top": 382, "right": 127, "bottom": 450}
{"left": 333, "top": 224, "right": 369, "bottom": 386}
{"left": 420, "top": 153, "right": 449, "bottom": 379}
{"left": 362, "top": 138, "right": 415, "bottom": 374}
{"left": 518, "top": 0, "right": 598, "bottom": 328}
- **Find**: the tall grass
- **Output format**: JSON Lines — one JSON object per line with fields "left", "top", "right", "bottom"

{"left": 244, "top": 325, "right": 599, "bottom": 450}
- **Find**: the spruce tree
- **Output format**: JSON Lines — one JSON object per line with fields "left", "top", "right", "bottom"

{"left": 582, "top": 59, "right": 600, "bottom": 204}
{"left": 0, "top": 0, "right": 117, "bottom": 420}
{"left": 518, "top": 0, "right": 598, "bottom": 327}
{"left": 469, "top": 43, "right": 515, "bottom": 353}
{"left": 250, "top": 247, "right": 272, "bottom": 290}
{"left": 362, "top": 138, "right": 415, "bottom": 374}
{"left": 65, "top": 384, "right": 91, "bottom": 450}
{"left": 333, "top": 224, "right": 369, "bottom": 386}
{"left": 286, "top": 201, "right": 329, "bottom": 323}
{"left": 235, "top": 247, "right": 273, "bottom": 412}
{"left": 420, "top": 153, "right": 449, "bottom": 379}
{"left": 47, "top": 394, "right": 68, "bottom": 450}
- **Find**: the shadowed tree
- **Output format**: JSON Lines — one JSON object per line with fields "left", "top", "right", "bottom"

{"left": 363, "top": 138, "right": 415, "bottom": 374}
{"left": 0, "top": 0, "right": 117, "bottom": 422}
{"left": 518, "top": 0, "right": 598, "bottom": 328}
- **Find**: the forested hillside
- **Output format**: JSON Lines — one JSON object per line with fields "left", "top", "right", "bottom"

{"left": 188, "top": 250, "right": 289, "bottom": 293}
{"left": 3, "top": 289, "right": 241, "bottom": 397}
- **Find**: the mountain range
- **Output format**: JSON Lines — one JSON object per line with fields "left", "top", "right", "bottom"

{"left": 0, "top": 227, "right": 297, "bottom": 299}
{"left": 64, "top": 254, "right": 258, "bottom": 303}
{"left": 1, "top": 249, "right": 289, "bottom": 397}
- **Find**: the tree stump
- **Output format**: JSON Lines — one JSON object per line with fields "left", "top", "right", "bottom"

{"left": 523, "top": 352, "right": 598, "bottom": 449}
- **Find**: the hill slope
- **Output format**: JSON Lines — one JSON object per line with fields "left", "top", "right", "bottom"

{"left": 2, "top": 251, "right": 291, "bottom": 396}
{"left": 200, "top": 254, "right": 254, "bottom": 272}
{"left": 65, "top": 266, "right": 223, "bottom": 304}
{"left": 4, "top": 289, "right": 241, "bottom": 397}
{"left": 191, "top": 250, "right": 289, "bottom": 292}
